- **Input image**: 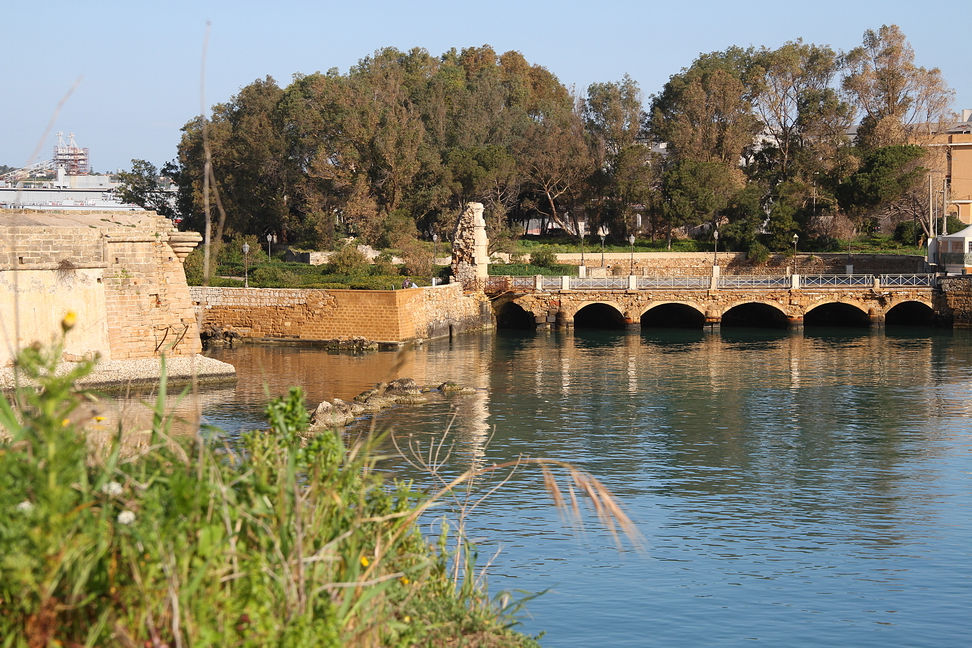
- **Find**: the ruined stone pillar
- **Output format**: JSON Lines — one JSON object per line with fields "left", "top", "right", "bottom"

{"left": 451, "top": 202, "right": 489, "bottom": 288}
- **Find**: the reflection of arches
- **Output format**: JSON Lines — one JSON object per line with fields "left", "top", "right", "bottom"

{"left": 886, "top": 300, "right": 935, "bottom": 326}
{"left": 721, "top": 302, "right": 790, "bottom": 328}
{"left": 641, "top": 302, "right": 706, "bottom": 328}
{"left": 805, "top": 302, "right": 870, "bottom": 327}
{"left": 495, "top": 300, "right": 536, "bottom": 329}
{"left": 573, "top": 303, "right": 627, "bottom": 329}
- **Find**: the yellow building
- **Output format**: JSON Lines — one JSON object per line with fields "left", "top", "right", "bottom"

{"left": 932, "top": 110, "right": 972, "bottom": 224}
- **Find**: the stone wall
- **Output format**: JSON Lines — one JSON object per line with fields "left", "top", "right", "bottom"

{"left": 0, "top": 209, "right": 201, "bottom": 365}
{"left": 549, "top": 252, "right": 928, "bottom": 276}
{"left": 936, "top": 277, "right": 972, "bottom": 327}
{"left": 191, "top": 283, "right": 492, "bottom": 343}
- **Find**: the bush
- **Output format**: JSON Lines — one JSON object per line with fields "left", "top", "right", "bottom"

{"left": 747, "top": 242, "right": 771, "bottom": 265}
{"left": 527, "top": 248, "right": 557, "bottom": 268}
{"left": 0, "top": 332, "right": 551, "bottom": 647}
{"left": 326, "top": 245, "right": 369, "bottom": 276}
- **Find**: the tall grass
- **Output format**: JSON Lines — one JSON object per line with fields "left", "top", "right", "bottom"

{"left": 0, "top": 322, "right": 640, "bottom": 647}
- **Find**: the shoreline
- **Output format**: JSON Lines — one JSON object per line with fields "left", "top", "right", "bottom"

{"left": 0, "top": 354, "right": 237, "bottom": 393}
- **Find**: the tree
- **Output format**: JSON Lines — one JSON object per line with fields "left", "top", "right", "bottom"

{"left": 584, "top": 75, "right": 644, "bottom": 157}
{"left": 750, "top": 41, "right": 843, "bottom": 182}
{"left": 836, "top": 144, "right": 926, "bottom": 231}
{"left": 115, "top": 159, "right": 175, "bottom": 217}
{"left": 842, "top": 25, "right": 955, "bottom": 149}
{"left": 660, "top": 160, "right": 743, "bottom": 247}
{"left": 649, "top": 48, "right": 762, "bottom": 165}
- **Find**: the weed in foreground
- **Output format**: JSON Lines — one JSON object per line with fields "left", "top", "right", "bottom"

{"left": 0, "top": 322, "right": 640, "bottom": 647}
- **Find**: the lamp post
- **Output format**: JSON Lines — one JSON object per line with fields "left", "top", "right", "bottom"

{"left": 792, "top": 233, "right": 799, "bottom": 258}
{"left": 599, "top": 226, "right": 607, "bottom": 267}
{"left": 713, "top": 229, "right": 719, "bottom": 267}
{"left": 266, "top": 233, "right": 277, "bottom": 260}
{"left": 579, "top": 221, "right": 585, "bottom": 267}
{"left": 242, "top": 243, "right": 250, "bottom": 288}
{"left": 432, "top": 233, "right": 439, "bottom": 265}
{"left": 628, "top": 234, "right": 636, "bottom": 275}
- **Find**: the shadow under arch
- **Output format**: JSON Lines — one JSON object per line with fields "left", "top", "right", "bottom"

{"left": 494, "top": 300, "right": 536, "bottom": 330}
{"left": 721, "top": 302, "right": 790, "bottom": 328}
{"left": 573, "top": 303, "right": 627, "bottom": 329}
{"left": 885, "top": 300, "right": 935, "bottom": 326}
{"left": 641, "top": 303, "right": 706, "bottom": 329}
{"left": 805, "top": 302, "right": 870, "bottom": 327}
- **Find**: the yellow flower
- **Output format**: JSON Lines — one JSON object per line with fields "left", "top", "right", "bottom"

{"left": 61, "top": 311, "right": 77, "bottom": 332}
{"left": 360, "top": 556, "right": 370, "bottom": 568}
{"left": 403, "top": 615, "right": 411, "bottom": 624}
{"left": 400, "top": 576, "right": 410, "bottom": 585}
{"left": 61, "top": 418, "right": 71, "bottom": 427}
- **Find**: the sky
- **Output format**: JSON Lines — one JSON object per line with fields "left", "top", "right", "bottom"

{"left": 2, "top": 0, "right": 969, "bottom": 173}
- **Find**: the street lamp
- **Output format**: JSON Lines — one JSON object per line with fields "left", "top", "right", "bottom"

{"left": 579, "top": 221, "right": 585, "bottom": 267}
{"left": 242, "top": 242, "right": 250, "bottom": 288}
{"left": 792, "top": 233, "right": 799, "bottom": 258}
{"left": 266, "top": 233, "right": 277, "bottom": 260}
{"left": 599, "top": 226, "right": 608, "bottom": 267}
{"left": 432, "top": 233, "right": 439, "bottom": 265}
{"left": 713, "top": 229, "right": 719, "bottom": 267}
{"left": 628, "top": 234, "right": 636, "bottom": 275}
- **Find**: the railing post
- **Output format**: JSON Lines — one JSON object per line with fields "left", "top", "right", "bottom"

{"left": 628, "top": 274, "right": 637, "bottom": 290}
{"left": 562, "top": 275, "right": 570, "bottom": 290}
{"left": 535, "top": 275, "right": 544, "bottom": 291}
{"left": 873, "top": 275, "right": 881, "bottom": 290}
{"left": 791, "top": 273, "right": 800, "bottom": 290}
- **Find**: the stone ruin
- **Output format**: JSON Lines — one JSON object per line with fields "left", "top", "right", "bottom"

{"left": 451, "top": 202, "right": 489, "bottom": 287}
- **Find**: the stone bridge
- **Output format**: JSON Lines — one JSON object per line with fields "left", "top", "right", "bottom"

{"left": 483, "top": 274, "right": 940, "bottom": 330}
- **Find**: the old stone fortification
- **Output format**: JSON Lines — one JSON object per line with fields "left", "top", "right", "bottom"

{"left": 549, "top": 252, "right": 928, "bottom": 276}
{"left": 0, "top": 209, "right": 203, "bottom": 366}
{"left": 936, "top": 277, "right": 972, "bottom": 327}
{"left": 452, "top": 203, "right": 489, "bottom": 285}
{"left": 191, "top": 282, "right": 492, "bottom": 343}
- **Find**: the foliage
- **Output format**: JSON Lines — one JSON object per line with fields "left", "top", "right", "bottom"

{"left": 114, "top": 159, "right": 176, "bottom": 217}
{"left": 167, "top": 26, "right": 955, "bottom": 268}
{"left": 0, "top": 334, "right": 548, "bottom": 647}
{"left": 325, "top": 244, "right": 369, "bottom": 276}
{"left": 527, "top": 247, "right": 557, "bottom": 268}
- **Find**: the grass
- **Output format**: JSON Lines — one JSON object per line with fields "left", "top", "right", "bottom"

{"left": 0, "top": 321, "right": 640, "bottom": 647}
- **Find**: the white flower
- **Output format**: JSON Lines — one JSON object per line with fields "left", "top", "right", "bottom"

{"left": 117, "top": 510, "right": 136, "bottom": 525}
{"left": 102, "top": 481, "right": 123, "bottom": 497}
{"left": 16, "top": 500, "right": 34, "bottom": 512}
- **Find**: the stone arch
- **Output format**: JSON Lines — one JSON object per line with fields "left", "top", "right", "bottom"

{"left": 493, "top": 298, "right": 537, "bottom": 329}
{"left": 720, "top": 300, "right": 791, "bottom": 328}
{"left": 571, "top": 301, "right": 628, "bottom": 329}
{"left": 639, "top": 300, "right": 707, "bottom": 328}
{"left": 885, "top": 299, "right": 936, "bottom": 326}
{"left": 804, "top": 299, "right": 872, "bottom": 327}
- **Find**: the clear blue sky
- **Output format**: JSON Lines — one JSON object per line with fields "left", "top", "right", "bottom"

{"left": 2, "top": 0, "right": 968, "bottom": 173}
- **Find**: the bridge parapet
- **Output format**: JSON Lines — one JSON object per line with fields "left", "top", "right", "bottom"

{"left": 480, "top": 273, "right": 937, "bottom": 294}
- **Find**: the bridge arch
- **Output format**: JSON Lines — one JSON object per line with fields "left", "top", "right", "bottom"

{"left": 804, "top": 300, "right": 871, "bottom": 327}
{"left": 885, "top": 299, "right": 936, "bottom": 326}
{"left": 571, "top": 301, "right": 628, "bottom": 329}
{"left": 493, "top": 298, "right": 537, "bottom": 330}
{"left": 720, "top": 300, "right": 791, "bottom": 328}
{"left": 639, "top": 301, "right": 707, "bottom": 328}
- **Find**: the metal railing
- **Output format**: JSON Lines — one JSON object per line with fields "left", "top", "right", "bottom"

{"left": 801, "top": 274, "right": 874, "bottom": 287}
{"left": 637, "top": 276, "right": 710, "bottom": 289}
{"left": 479, "top": 273, "right": 936, "bottom": 293}
{"left": 717, "top": 275, "right": 791, "bottom": 289}
{"left": 879, "top": 273, "right": 936, "bottom": 287}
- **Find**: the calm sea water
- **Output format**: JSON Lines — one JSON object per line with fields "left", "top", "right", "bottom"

{"left": 202, "top": 327, "right": 971, "bottom": 647}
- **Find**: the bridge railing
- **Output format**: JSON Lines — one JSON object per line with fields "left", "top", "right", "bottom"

{"left": 571, "top": 276, "right": 632, "bottom": 290}
{"left": 717, "top": 275, "right": 791, "bottom": 289}
{"left": 479, "top": 273, "right": 936, "bottom": 293}
{"left": 801, "top": 274, "right": 875, "bottom": 287}
{"left": 637, "top": 276, "right": 710, "bottom": 289}
{"left": 879, "top": 273, "right": 936, "bottom": 287}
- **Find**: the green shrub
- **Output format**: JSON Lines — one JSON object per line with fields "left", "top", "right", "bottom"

{"left": 326, "top": 245, "right": 369, "bottom": 276}
{"left": 0, "top": 331, "right": 551, "bottom": 647}
{"left": 527, "top": 248, "right": 557, "bottom": 268}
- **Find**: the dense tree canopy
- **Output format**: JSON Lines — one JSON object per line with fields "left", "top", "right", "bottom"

{"left": 159, "top": 25, "right": 954, "bottom": 256}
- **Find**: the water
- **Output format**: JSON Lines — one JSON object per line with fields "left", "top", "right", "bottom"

{"left": 202, "top": 328, "right": 971, "bottom": 647}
